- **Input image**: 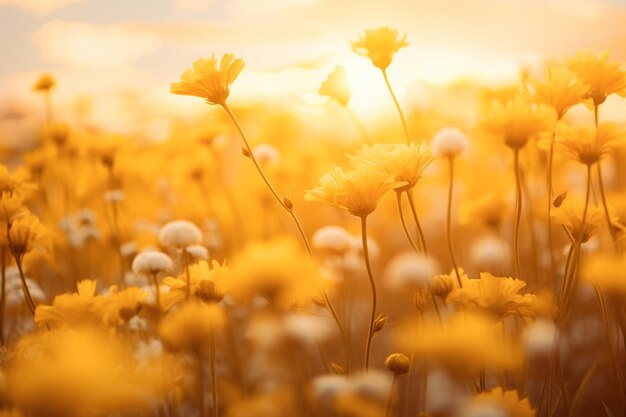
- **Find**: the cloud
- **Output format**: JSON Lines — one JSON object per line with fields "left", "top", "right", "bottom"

{"left": 33, "top": 20, "right": 162, "bottom": 69}
{"left": 0, "top": 0, "right": 85, "bottom": 14}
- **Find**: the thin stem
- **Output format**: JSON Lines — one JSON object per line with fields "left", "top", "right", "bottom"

{"left": 405, "top": 190, "right": 428, "bottom": 255}
{"left": 197, "top": 349, "right": 207, "bottom": 417}
{"left": 0, "top": 247, "right": 5, "bottom": 346}
{"left": 445, "top": 157, "right": 462, "bottom": 287}
{"left": 593, "top": 285, "right": 626, "bottom": 394}
{"left": 183, "top": 251, "right": 191, "bottom": 300}
{"left": 14, "top": 256, "right": 35, "bottom": 315}
{"left": 546, "top": 128, "right": 557, "bottom": 284}
{"left": 221, "top": 103, "right": 312, "bottom": 255}
{"left": 396, "top": 192, "right": 420, "bottom": 253}
{"left": 385, "top": 374, "right": 399, "bottom": 417}
{"left": 151, "top": 272, "right": 161, "bottom": 311}
{"left": 45, "top": 91, "right": 53, "bottom": 124}
{"left": 344, "top": 105, "right": 371, "bottom": 144}
{"left": 209, "top": 335, "right": 219, "bottom": 417}
{"left": 360, "top": 215, "right": 377, "bottom": 370}
{"left": 324, "top": 290, "right": 352, "bottom": 375}
{"left": 597, "top": 162, "right": 618, "bottom": 248}
{"left": 382, "top": 69, "right": 410, "bottom": 143}
{"left": 513, "top": 149, "right": 523, "bottom": 279}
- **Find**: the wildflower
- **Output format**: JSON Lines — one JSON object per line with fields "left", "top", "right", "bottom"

{"left": 228, "top": 238, "right": 326, "bottom": 309}
{"left": 158, "top": 219, "right": 203, "bottom": 249}
{"left": 431, "top": 128, "right": 470, "bottom": 158}
{"left": 447, "top": 272, "right": 537, "bottom": 319}
{"left": 384, "top": 353, "right": 410, "bottom": 375}
{"left": 103, "top": 286, "right": 148, "bottom": 325}
{"left": 483, "top": 96, "right": 556, "bottom": 150}
{"left": 429, "top": 270, "right": 459, "bottom": 299}
{"left": 524, "top": 319, "right": 557, "bottom": 358}
{"left": 568, "top": 51, "right": 626, "bottom": 107}
{"left": 350, "top": 142, "right": 432, "bottom": 191}
{"left": 159, "top": 300, "right": 226, "bottom": 351}
{"left": 170, "top": 54, "right": 245, "bottom": 105}
{"left": 352, "top": 27, "right": 408, "bottom": 70}
{"left": 32, "top": 73, "right": 56, "bottom": 92}
{"left": 556, "top": 122, "right": 625, "bottom": 166}
{"left": 398, "top": 312, "right": 522, "bottom": 373}
{"left": 527, "top": 66, "right": 588, "bottom": 119}
{"left": 311, "top": 225, "right": 353, "bottom": 256}
{"left": 551, "top": 196, "right": 605, "bottom": 242}
{"left": 462, "top": 387, "right": 535, "bottom": 417}
{"left": 35, "top": 280, "right": 103, "bottom": 328}
{"left": 384, "top": 252, "right": 439, "bottom": 291}
{"left": 319, "top": 66, "right": 352, "bottom": 106}
{"left": 305, "top": 165, "right": 404, "bottom": 217}
{"left": 162, "top": 259, "right": 228, "bottom": 309}
{"left": 7, "top": 214, "right": 48, "bottom": 259}
{"left": 132, "top": 250, "right": 174, "bottom": 275}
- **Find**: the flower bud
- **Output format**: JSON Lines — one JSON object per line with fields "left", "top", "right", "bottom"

{"left": 430, "top": 273, "right": 454, "bottom": 298}
{"left": 385, "top": 353, "right": 410, "bottom": 375}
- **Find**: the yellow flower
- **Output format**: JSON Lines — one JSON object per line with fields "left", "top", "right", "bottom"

{"left": 568, "top": 50, "right": 626, "bottom": 107}
{"left": 228, "top": 237, "right": 326, "bottom": 310}
{"left": 319, "top": 66, "right": 351, "bottom": 106}
{"left": 7, "top": 214, "right": 48, "bottom": 258}
{"left": 32, "top": 73, "right": 56, "bottom": 92}
{"left": 162, "top": 260, "right": 228, "bottom": 310}
{"left": 349, "top": 142, "right": 433, "bottom": 191}
{"left": 447, "top": 272, "right": 537, "bottom": 319}
{"left": 556, "top": 122, "right": 625, "bottom": 166}
{"left": 581, "top": 253, "right": 626, "bottom": 296}
{"left": 527, "top": 66, "right": 588, "bottom": 119}
{"left": 103, "top": 286, "right": 148, "bottom": 326}
{"left": 35, "top": 280, "right": 103, "bottom": 328}
{"left": 352, "top": 27, "right": 408, "bottom": 70}
{"left": 465, "top": 387, "right": 535, "bottom": 417}
{"left": 551, "top": 196, "right": 605, "bottom": 242}
{"left": 305, "top": 165, "right": 405, "bottom": 217}
{"left": 398, "top": 312, "right": 522, "bottom": 373}
{"left": 483, "top": 96, "right": 556, "bottom": 150}
{"left": 159, "top": 301, "right": 226, "bottom": 351}
{"left": 170, "top": 54, "right": 245, "bottom": 105}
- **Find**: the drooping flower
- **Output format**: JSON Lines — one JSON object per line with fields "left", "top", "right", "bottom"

{"left": 351, "top": 27, "right": 408, "bottom": 70}
{"left": 170, "top": 54, "right": 245, "bottom": 105}
{"left": 527, "top": 66, "right": 588, "bottom": 119}
{"left": 555, "top": 122, "right": 625, "bottom": 166}
{"left": 568, "top": 51, "right": 626, "bottom": 107}
{"left": 483, "top": 96, "right": 556, "bottom": 150}
{"left": 305, "top": 165, "right": 405, "bottom": 217}
{"left": 447, "top": 272, "right": 537, "bottom": 319}
{"left": 319, "top": 66, "right": 352, "bottom": 106}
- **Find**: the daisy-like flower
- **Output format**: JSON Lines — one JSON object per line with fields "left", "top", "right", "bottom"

{"left": 35, "top": 280, "right": 104, "bottom": 328}
{"left": 319, "top": 66, "right": 351, "bottom": 106}
{"left": 305, "top": 165, "right": 405, "bottom": 218}
{"left": 463, "top": 387, "right": 535, "bottom": 417}
{"left": 159, "top": 301, "right": 226, "bottom": 352}
{"left": 483, "top": 96, "right": 557, "bottom": 150}
{"left": 352, "top": 27, "right": 408, "bottom": 70}
{"left": 162, "top": 260, "right": 228, "bottom": 309}
{"left": 551, "top": 196, "right": 605, "bottom": 242}
{"left": 32, "top": 73, "right": 56, "bottom": 92}
{"left": 568, "top": 50, "right": 626, "bottom": 107}
{"left": 556, "top": 122, "right": 625, "bottom": 166}
{"left": 349, "top": 142, "right": 432, "bottom": 192}
{"left": 170, "top": 54, "right": 245, "bottom": 105}
{"left": 527, "top": 66, "right": 589, "bottom": 119}
{"left": 447, "top": 272, "right": 537, "bottom": 319}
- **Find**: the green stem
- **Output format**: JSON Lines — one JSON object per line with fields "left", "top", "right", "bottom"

{"left": 513, "top": 149, "right": 523, "bottom": 279}
{"left": 360, "top": 215, "right": 377, "bottom": 370}
{"left": 221, "top": 103, "right": 312, "bottom": 256}
{"left": 446, "top": 157, "right": 462, "bottom": 287}
{"left": 382, "top": 69, "right": 410, "bottom": 143}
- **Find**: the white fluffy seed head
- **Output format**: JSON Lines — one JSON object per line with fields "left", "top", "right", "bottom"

{"left": 158, "top": 220, "right": 202, "bottom": 249}
{"left": 385, "top": 252, "right": 439, "bottom": 290}
{"left": 132, "top": 250, "right": 174, "bottom": 274}
{"left": 312, "top": 225, "right": 353, "bottom": 255}
{"left": 185, "top": 244, "right": 209, "bottom": 260}
{"left": 470, "top": 236, "right": 511, "bottom": 270}
{"left": 431, "top": 127, "right": 469, "bottom": 158}
{"left": 525, "top": 319, "right": 557, "bottom": 357}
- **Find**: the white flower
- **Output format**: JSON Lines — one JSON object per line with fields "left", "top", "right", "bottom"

{"left": 524, "top": 319, "right": 557, "bottom": 357}
{"left": 159, "top": 220, "right": 202, "bottom": 249}
{"left": 384, "top": 252, "right": 439, "bottom": 290}
{"left": 312, "top": 225, "right": 353, "bottom": 255}
{"left": 432, "top": 127, "right": 469, "bottom": 158}
{"left": 253, "top": 144, "right": 280, "bottom": 165}
{"left": 132, "top": 250, "right": 174, "bottom": 274}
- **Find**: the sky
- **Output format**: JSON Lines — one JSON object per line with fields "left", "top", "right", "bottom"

{"left": 2, "top": 0, "right": 626, "bottom": 139}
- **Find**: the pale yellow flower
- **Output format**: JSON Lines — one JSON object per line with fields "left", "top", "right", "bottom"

{"left": 527, "top": 66, "right": 588, "bottom": 119}
{"left": 352, "top": 27, "right": 408, "bottom": 70}
{"left": 319, "top": 66, "right": 351, "bottom": 106}
{"left": 568, "top": 50, "right": 626, "bottom": 107}
{"left": 556, "top": 122, "right": 625, "bottom": 166}
{"left": 170, "top": 54, "right": 245, "bottom": 105}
